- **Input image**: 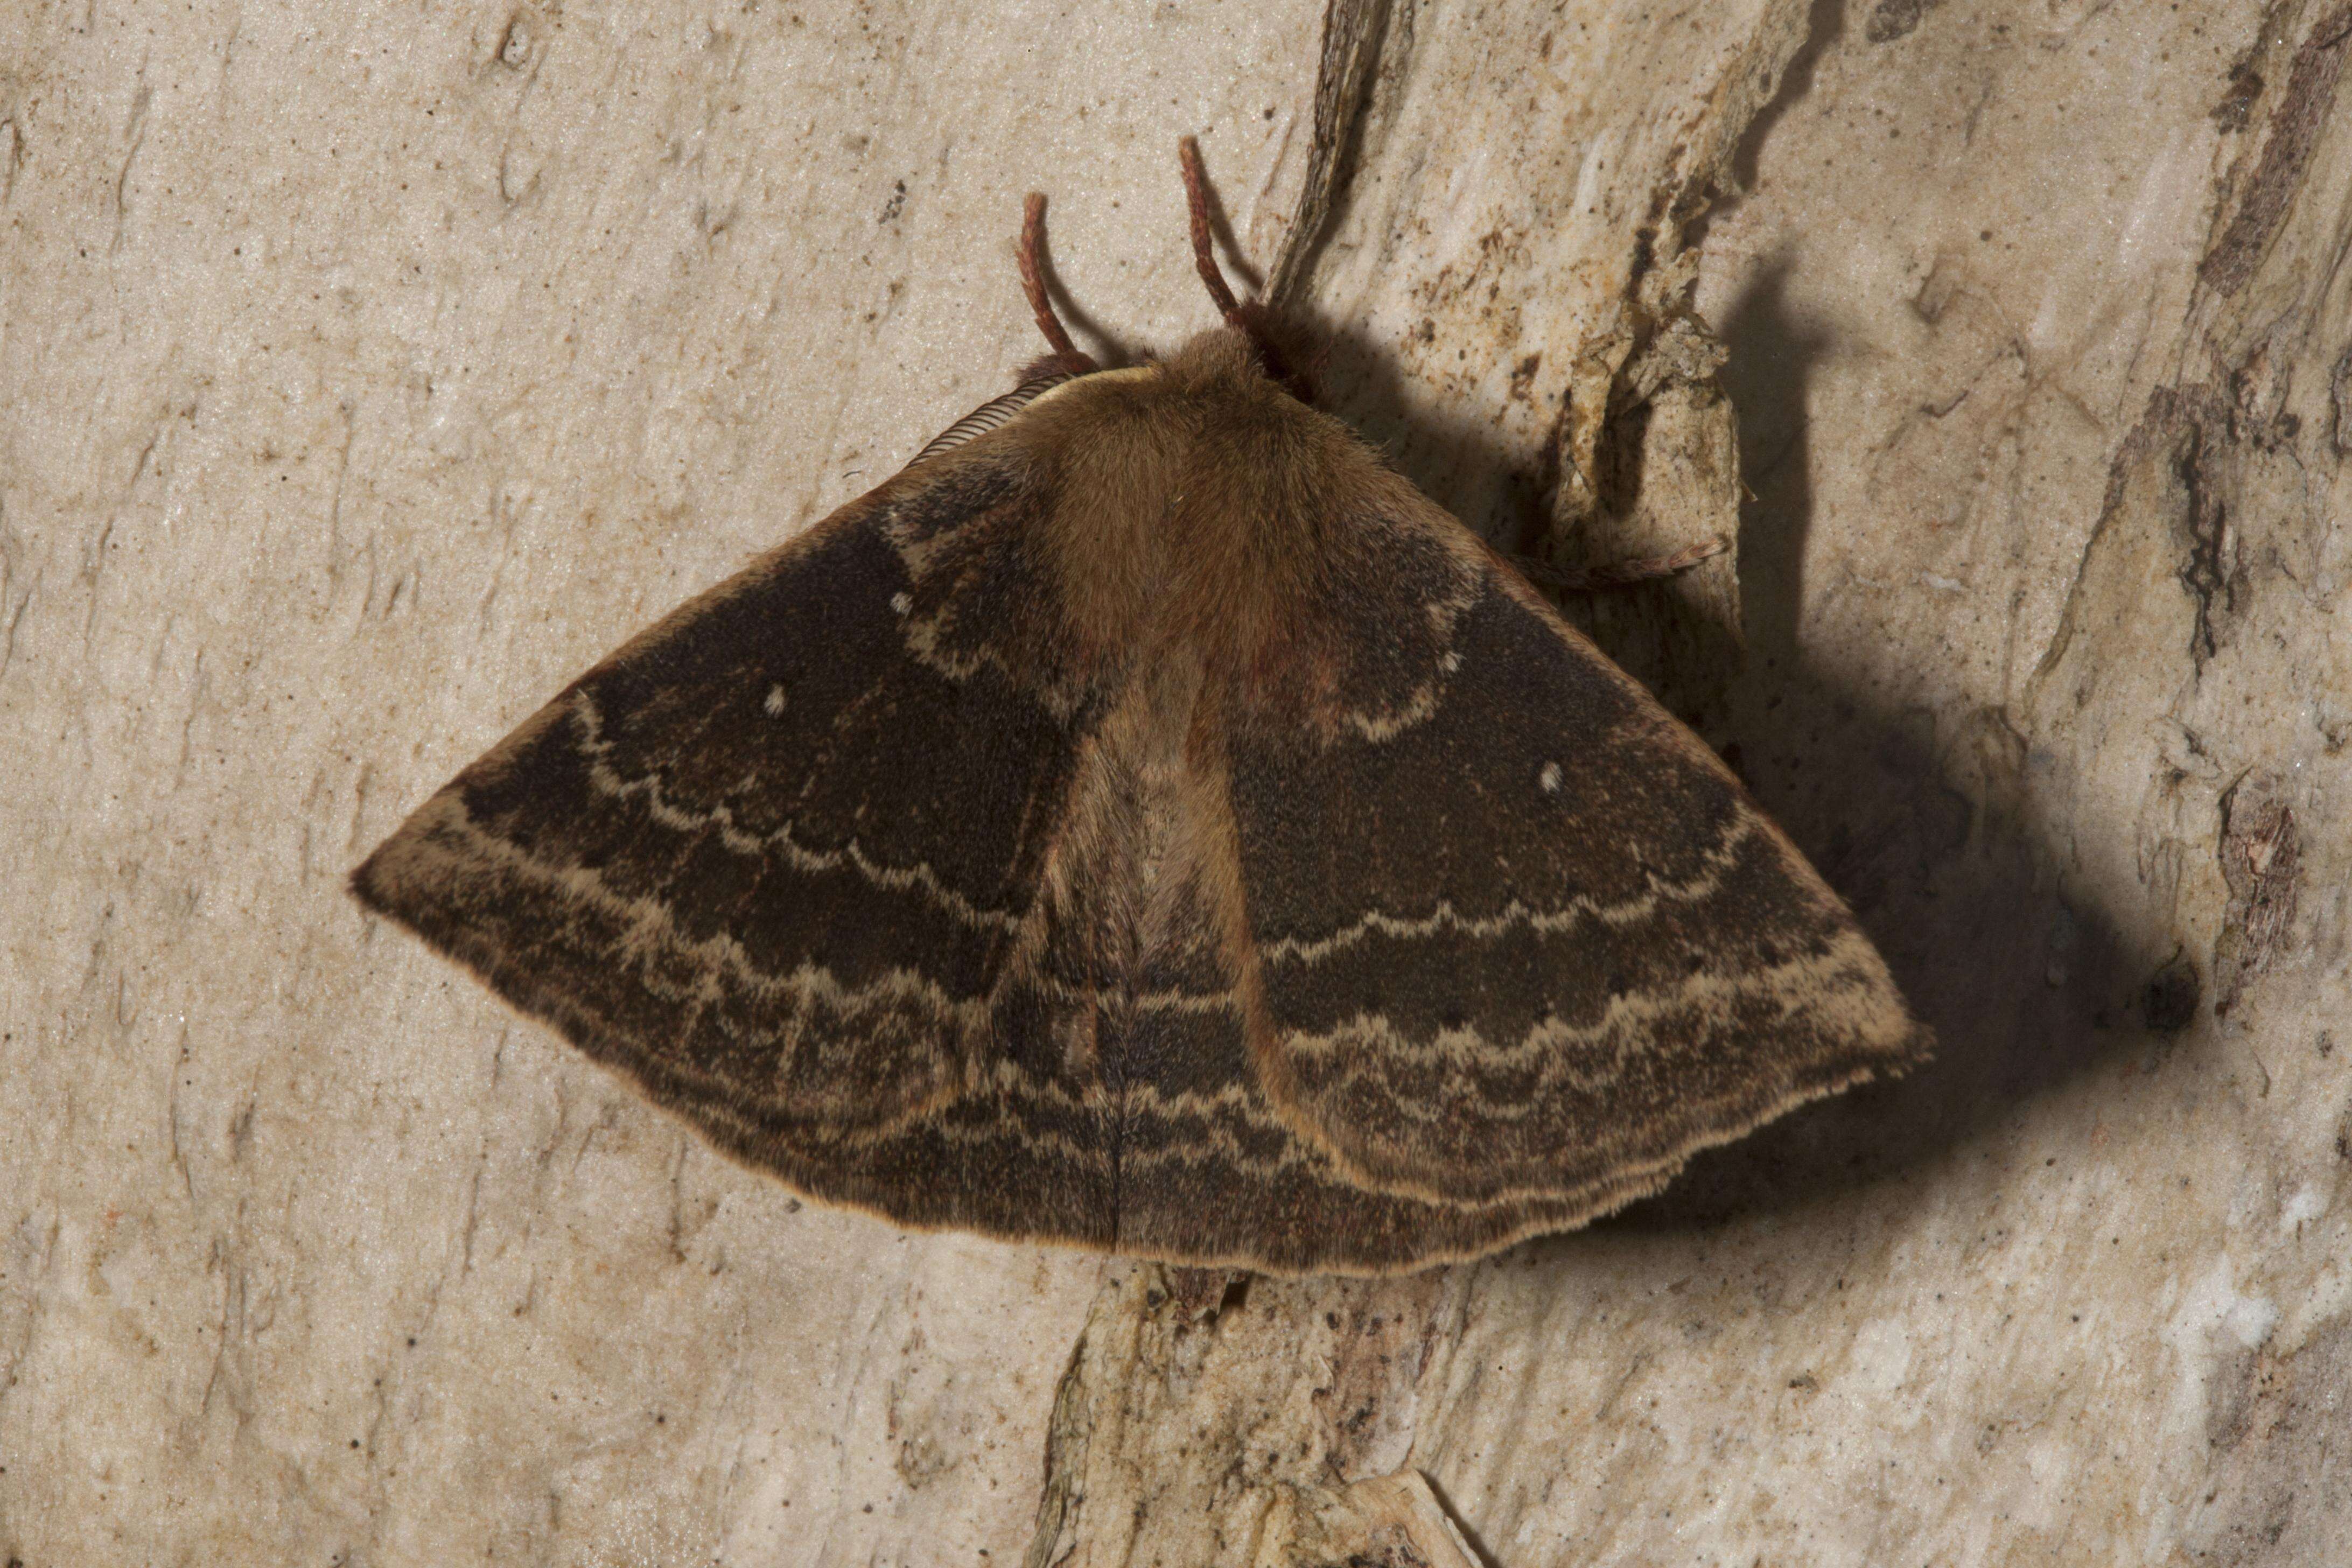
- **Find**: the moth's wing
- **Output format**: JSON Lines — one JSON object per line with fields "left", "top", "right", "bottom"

{"left": 353, "top": 444, "right": 1125, "bottom": 1248}
{"left": 1099, "top": 834, "right": 1622, "bottom": 1276}
{"left": 1221, "top": 486, "right": 1928, "bottom": 1241}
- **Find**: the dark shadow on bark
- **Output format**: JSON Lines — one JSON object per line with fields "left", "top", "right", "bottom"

{"left": 1719, "top": 251, "right": 1824, "bottom": 674}
{"left": 1730, "top": 0, "right": 1847, "bottom": 197}
{"left": 1607, "top": 665, "right": 2132, "bottom": 1231}
{"left": 1282, "top": 307, "right": 1557, "bottom": 562}
{"left": 1612, "top": 244, "right": 2137, "bottom": 1233}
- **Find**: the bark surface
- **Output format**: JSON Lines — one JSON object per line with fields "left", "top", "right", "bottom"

{"left": 4, "top": 1, "right": 2346, "bottom": 1563}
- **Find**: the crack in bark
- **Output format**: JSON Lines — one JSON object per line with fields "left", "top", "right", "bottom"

{"left": 2199, "top": 2, "right": 2352, "bottom": 297}
{"left": 1266, "top": 0, "right": 1402, "bottom": 314}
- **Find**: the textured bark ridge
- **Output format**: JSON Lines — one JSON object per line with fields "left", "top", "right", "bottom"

{"left": 1025, "top": 1266, "right": 1473, "bottom": 1566}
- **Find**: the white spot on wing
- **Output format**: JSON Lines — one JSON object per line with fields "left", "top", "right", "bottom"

{"left": 1439, "top": 651, "right": 1462, "bottom": 674}
{"left": 1538, "top": 761, "right": 1562, "bottom": 794}
{"left": 764, "top": 684, "right": 788, "bottom": 716}
{"left": 890, "top": 592, "right": 912, "bottom": 615}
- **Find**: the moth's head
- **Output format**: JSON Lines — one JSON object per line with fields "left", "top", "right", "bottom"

{"left": 1016, "top": 137, "right": 1317, "bottom": 407}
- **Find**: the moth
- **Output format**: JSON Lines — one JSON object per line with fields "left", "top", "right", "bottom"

{"left": 354, "top": 141, "right": 1926, "bottom": 1275}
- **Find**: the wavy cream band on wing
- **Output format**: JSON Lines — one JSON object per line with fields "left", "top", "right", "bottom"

{"left": 891, "top": 1073, "right": 1294, "bottom": 1172}
{"left": 877, "top": 577, "right": 1098, "bottom": 721}
{"left": 1280, "top": 924, "right": 1900, "bottom": 1080}
{"left": 1335, "top": 678, "right": 1445, "bottom": 744}
{"left": 1257, "top": 810, "right": 1759, "bottom": 965}
{"left": 892, "top": 599, "right": 1010, "bottom": 694}
{"left": 1106, "top": 1078, "right": 1709, "bottom": 1220}
{"left": 1131, "top": 987, "right": 1241, "bottom": 1014}
{"left": 1329, "top": 545, "right": 1483, "bottom": 744}
{"left": 418, "top": 790, "right": 997, "bottom": 1031}
{"left": 1113, "top": 1082, "right": 1324, "bottom": 1174}
{"left": 571, "top": 691, "right": 1029, "bottom": 933}
{"left": 668, "top": 1048, "right": 1108, "bottom": 1168}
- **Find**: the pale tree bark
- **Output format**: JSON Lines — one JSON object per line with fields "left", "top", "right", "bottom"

{"left": 4, "top": 2, "right": 2347, "bottom": 1565}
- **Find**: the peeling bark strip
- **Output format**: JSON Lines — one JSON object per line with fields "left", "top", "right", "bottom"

{"left": 1252, "top": 1473, "right": 1484, "bottom": 1567}
{"left": 2031, "top": 383, "right": 2243, "bottom": 694}
{"left": 2330, "top": 342, "right": 2352, "bottom": 456}
{"left": 1024, "top": 1267, "right": 1465, "bottom": 1566}
{"left": 1524, "top": 3, "right": 1814, "bottom": 729}
{"left": 1267, "top": 0, "right": 1402, "bottom": 311}
{"left": 1023, "top": 1330, "right": 1096, "bottom": 1568}
{"left": 2199, "top": 3, "right": 2352, "bottom": 297}
{"left": 2213, "top": 771, "right": 2300, "bottom": 1017}
{"left": 2170, "top": 403, "right": 2238, "bottom": 672}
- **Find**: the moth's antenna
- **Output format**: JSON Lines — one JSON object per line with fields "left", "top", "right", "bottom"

{"left": 1178, "top": 136, "right": 1247, "bottom": 328}
{"left": 1178, "top": 137, "right": 1310, "bottom": 400}
{"left": 1017, "top": 193, "right": 1100, "bottom": 377}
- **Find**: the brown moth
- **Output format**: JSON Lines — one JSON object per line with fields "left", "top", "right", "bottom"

{"left": 353, "top": 142, "right": 1927, "bottom": 1275}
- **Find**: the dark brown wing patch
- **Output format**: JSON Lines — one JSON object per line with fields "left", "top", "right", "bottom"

{"left": 1226, "top": 534, "right": 1926, "bottom": 1221}
{"left": 354, "top": 447, "right": 1126, "bottom": 1248}
{"left": 1111, "top": 999, "right": 1611, "bottom": 1274}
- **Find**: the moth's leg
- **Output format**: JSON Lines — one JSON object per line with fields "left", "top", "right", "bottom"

{"left": 1509, "top": 535, "right": 1730, "bottom": 592}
